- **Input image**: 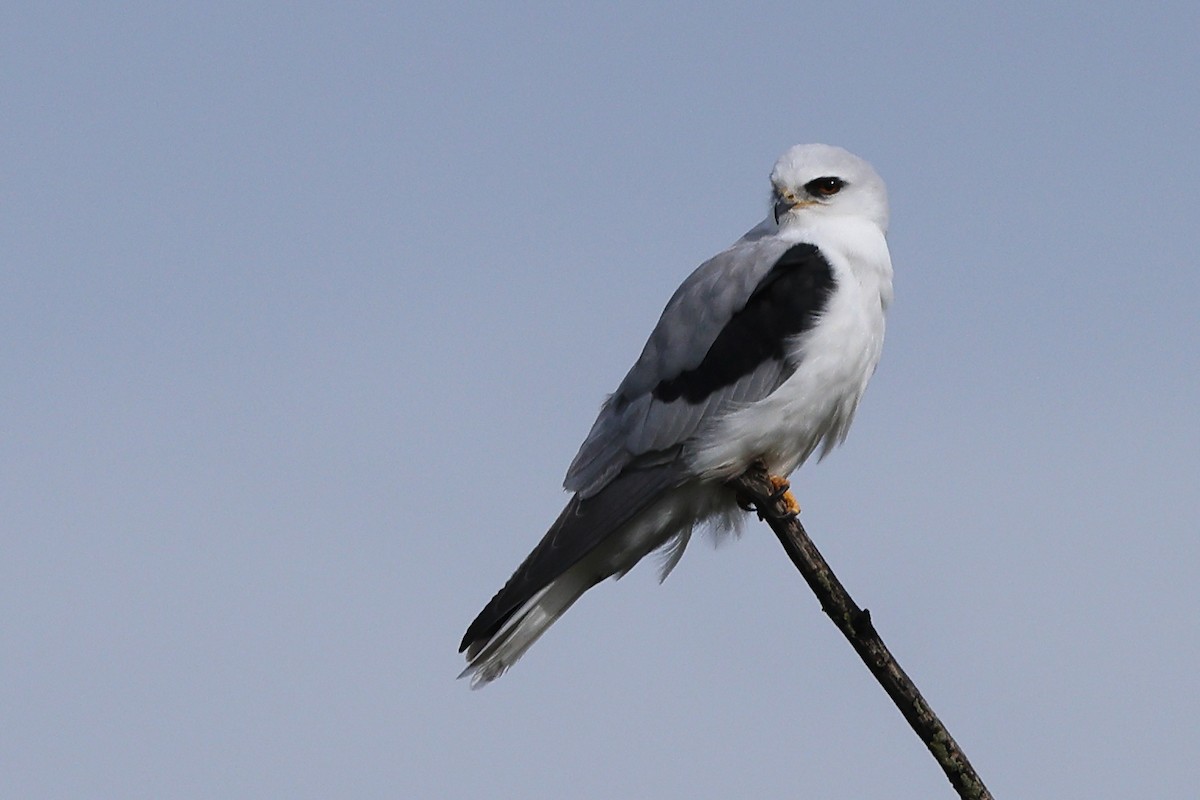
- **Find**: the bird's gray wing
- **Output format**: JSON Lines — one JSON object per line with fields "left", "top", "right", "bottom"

{"left": 565, "top": 239, "right": 836, "bottom": 497}
{"left": 459, "top": 460, "right": 686, "bottom": 654}
{"left": 461, "top": 239, "right": 837, "bottom": 652}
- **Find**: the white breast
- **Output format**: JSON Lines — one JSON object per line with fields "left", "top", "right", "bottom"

{"left": 688, "top": 218, "right": 893, "bottom": 480}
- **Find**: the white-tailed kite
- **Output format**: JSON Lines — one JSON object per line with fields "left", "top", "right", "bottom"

{"left": 460, "top": 144, "right": 893, "bottom": 687}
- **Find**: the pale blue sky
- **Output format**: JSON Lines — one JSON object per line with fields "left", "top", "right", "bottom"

{"left": 4, "top": 3, "right": 1198, "bottom": 798}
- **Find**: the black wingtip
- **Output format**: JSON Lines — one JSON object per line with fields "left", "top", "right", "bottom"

{"left": 458, "top": 463, "right": 687, "bottom": 660}
{"left": 460, "top": 584, "right": 509, "bottom": 654}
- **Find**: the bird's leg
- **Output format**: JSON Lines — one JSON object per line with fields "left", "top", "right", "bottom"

{"left": 767, "top": 474, "right": 801, "bottom": 518}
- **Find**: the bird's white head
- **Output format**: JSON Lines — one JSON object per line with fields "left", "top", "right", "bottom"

{"left": 769, "top": 144, "right": 889, "bottom": 234}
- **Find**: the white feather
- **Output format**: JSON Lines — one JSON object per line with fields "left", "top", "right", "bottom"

{"left": 688, "top": 215, "right": 892, "bottom": 480}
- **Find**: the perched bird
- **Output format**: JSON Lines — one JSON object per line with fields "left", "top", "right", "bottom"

{"left": 460, "top": 144, "right": 893, "bottom": 687}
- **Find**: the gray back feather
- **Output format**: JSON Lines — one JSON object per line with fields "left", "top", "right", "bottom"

{"left": 564, "top": 235, "right": 795, "bottom": 497}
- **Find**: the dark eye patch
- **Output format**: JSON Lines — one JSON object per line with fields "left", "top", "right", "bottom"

{"left": 804, "top": 177, "right": 845, "bottom": 197}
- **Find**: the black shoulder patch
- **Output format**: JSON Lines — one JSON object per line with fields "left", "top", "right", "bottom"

{"left": 651, "top": 243, "right": 834, "bottom": 404}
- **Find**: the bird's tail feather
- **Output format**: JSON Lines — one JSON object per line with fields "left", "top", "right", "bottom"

{"left": 459, "top": 567, "right": 594, "bottom": 689}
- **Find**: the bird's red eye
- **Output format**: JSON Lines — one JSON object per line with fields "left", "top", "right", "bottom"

{"left": 804, "top": 177, "right": 845, "bottom": 197}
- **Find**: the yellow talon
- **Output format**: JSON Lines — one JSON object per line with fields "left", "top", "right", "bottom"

{"left": 768, "top": 475, "right": 801, "bottom": 516}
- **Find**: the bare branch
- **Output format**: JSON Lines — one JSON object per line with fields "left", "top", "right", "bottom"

{"left": 727, "top": 462, "right": 993, "bottom": 800}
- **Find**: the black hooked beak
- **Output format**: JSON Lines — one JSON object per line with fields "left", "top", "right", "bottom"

{"left": 773, "top": 192, "right": 797, "bottom": 224}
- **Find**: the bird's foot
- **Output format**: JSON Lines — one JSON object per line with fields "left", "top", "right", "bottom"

{"left": 767, "top": 475, "right": 801, "bottom": 518}
{"left": 733, "top": 473, "right": 801, "bottom": 520}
